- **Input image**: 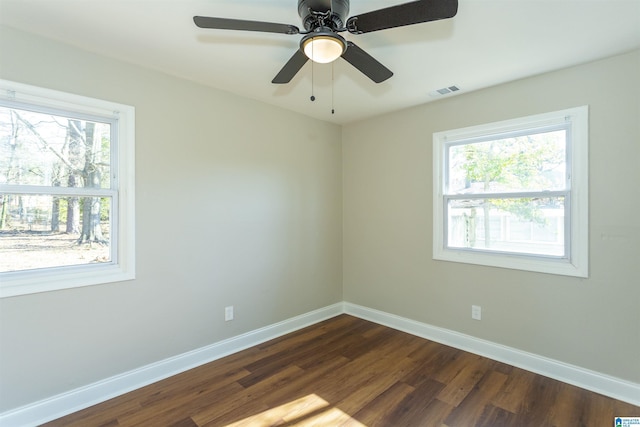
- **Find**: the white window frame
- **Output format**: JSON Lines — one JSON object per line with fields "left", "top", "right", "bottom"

{"left": 0, "top": 80, "right": 135, "bottom": 297}
{"left": 433, "top": 106, "right": 588, "bottom": 277}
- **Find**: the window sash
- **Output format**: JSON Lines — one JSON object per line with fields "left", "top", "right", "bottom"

{"left": 443, "top": 123, "right": 571, "bottom": 196}
{"left": 0, "top": 194, "right": 116, "bottom": 273}
{"left": 443, "top": 191, "right": 570, "bottom": 259}
{"left": 0, "top": 98, "right": 119, "bottom": 191}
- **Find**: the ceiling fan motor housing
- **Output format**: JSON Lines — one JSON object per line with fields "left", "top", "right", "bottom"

{"left": 298, "top": 0, "right": 350, "bottom": 30}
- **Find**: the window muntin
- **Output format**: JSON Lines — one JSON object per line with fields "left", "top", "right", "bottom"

{"left": 0, "top": 80, "right": 135, "bottom": 297}
{"left": 433, "top": 106, "right": 588, "bottom": 277}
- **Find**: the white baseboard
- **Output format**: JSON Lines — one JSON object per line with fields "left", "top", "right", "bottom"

{"left": 343, "top": 302, "right": 640, "bottom": 407}
{"left": 3, "top": 301, "right": 638, "bottom": 427}
{"left": 0, "top": 303, "right": 344, "bottom": 427}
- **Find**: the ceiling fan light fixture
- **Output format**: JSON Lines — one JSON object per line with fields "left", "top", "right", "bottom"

{"left": 301, "top": 31, "right": 346, "bottom": 64}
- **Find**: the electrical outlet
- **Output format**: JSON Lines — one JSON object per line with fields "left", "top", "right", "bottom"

{"left": 471, "top": 305, "right": 482, "bottom": 320}
{"left": 225, "top": 306, "right": 234, "bottom": 321}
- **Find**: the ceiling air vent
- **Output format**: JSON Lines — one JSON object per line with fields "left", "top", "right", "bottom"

{"left": 429, "top": 85, "right": 460, "bottom": 97}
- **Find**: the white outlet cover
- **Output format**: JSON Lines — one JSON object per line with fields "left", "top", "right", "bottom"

{"left": 471, "top": 305, "right": 482, "bottom": 320}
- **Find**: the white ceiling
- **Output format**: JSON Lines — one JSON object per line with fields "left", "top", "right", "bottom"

{"left": 1, "top": 0, "right": 639, "bottom": 124}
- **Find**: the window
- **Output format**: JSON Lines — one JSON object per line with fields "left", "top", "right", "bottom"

{"left": 0, "top": 80, "right": 135, "bottom": 297}
{"left": 433, "top": 106, "right": 588, "bottom": 277}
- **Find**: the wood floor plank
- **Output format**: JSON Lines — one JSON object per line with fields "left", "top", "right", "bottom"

{"left": 444, "top": 370, "right": 509, "bottom": 425}
{"left": 167, "top": 417, "right": 199, "bottom": 427}
{"left": 429, "top": 348, "right": 479, "bottom": 384}
{"left": 345, "top": 381, "right": 416, "bottom": 427}
{"left": 475, "top": 404, "right": 518, "bottom": 427}
{"left": 138, "top": 365, "right": 250, "bottom": 408}
{"left": 511, "top": 373, "right": 563, "bottom": 426}
{"left": 329, "top": 357, "right": 418, "bottom": 417}
{"left": 410, "top": 398, "right": 455, "bottom": 427}
{"left": 42, "top": 315, "right": 640, "bottom": 427}
{"left": 436, "top": 355, "right": 494, "bottom": 406}
{"left": 118, "top": 380, "right": 246, "bottom": 426}
{"left": 547, "top": 382, "right": 590, "bottom": 426}
{"left": 193, "top": 365, "right": 305, "bottom": 426}
{"left": 491, "top": 367, "right": 537, "bottom": 414}
{"left": 256, "top": 355, "right": 351, "bottom": 417}
{"left": 382, "top": 379, "right": 446, "bottom": 426}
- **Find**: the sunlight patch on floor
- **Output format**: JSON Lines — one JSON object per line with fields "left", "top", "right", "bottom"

{"left": 288, "top": 406, "right": 368, "bottom": 426}
{"left": 223, "top": 393, "right": 367, "bottom": 427}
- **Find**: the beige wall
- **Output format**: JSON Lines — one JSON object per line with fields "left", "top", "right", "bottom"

{"left": 0, "top": 26, "right": 343, "bottom": 412}
{"left": 343, "top": 50, "right": 640, "bottom": 383}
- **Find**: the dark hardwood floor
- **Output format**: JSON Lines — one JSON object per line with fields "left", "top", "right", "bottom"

{"left": 43, "top": 315, "right": 639, "bottom": 426}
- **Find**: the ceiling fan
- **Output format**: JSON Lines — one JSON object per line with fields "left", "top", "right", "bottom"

{"left": 193, "top": 0, "right": 458, "bottom": 84}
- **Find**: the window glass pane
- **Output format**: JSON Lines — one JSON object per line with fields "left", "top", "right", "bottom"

{"left": 447, "top": 196, "right": 565, "bottom": 257}
{"left": 447, "top": 130, "right": 566, "bottom": 194}
{"left": 0, "top": 193, "right": 111, "bottom": 273}
{"left": 0, "top": 106, "right": 111, "bottom": 189}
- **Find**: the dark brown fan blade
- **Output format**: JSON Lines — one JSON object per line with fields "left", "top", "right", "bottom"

{"left": 194, "top": 16, "right": 300, "bottom": 35}
{"left": 272, "top": 50, "right": 309, "bottom": 84}
{"left": 341, "top": 42, "right": 393, "bottom": 83}
{"left": 346, "top": 0, "right": 458, "bottom": 34}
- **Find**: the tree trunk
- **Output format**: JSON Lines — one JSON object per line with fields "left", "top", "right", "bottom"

{"left": 2, "top": 112, "right": 19, "bottom": 230}
{"left": 51, "top": 162, "right": 62, "bottom": 232}
{"left": 0, "top": 195, "right": 7, "bottom": 229}
{"left": 77, "top": 122, "right": 106, "bottom": 244}
{"left": 65, "top": 120, "right": 84, "bottom": 234}
{"left": 50, "top": 196, "right": 60, "bottom": 232}
{"left": 66, "top": 181, "right": 80, "bottom": 234}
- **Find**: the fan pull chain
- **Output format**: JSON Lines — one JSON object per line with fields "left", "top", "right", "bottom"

{"left": 330, "top": 0, "right": 335, "bottom": 114}
{"left": 310, "top": 41, "right": 316, "bottom": 102}
{"left": 331, "top": 62, "right": 335, "bottom": 114}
